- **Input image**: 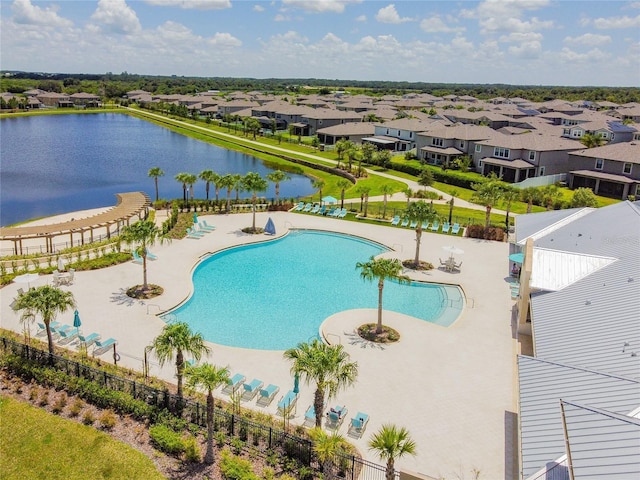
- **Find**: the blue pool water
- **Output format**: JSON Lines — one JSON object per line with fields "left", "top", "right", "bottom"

{"left": 166, "top": 230, "right": 464, "bottom": 350}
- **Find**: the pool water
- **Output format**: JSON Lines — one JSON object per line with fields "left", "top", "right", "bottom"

{"left": 165, "top": 230, "right": 464, "bottom": 350}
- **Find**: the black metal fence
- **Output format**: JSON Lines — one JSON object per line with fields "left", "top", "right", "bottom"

{"left": 0, "top": 336, "right": 395, "bottom": 480}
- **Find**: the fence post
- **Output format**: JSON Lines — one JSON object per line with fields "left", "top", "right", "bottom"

{"left": 269, "top": 427, "right": 272, "bottom": 449}
{"left": 230, "top": 413, "right": 235, "bottom": 436}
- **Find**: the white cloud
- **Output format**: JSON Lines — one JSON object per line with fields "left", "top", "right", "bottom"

{"left": 375, "top": 4, "right": 412, "bottom": 24}
{"left": 420, "top": 15, "right": 464, "bottom": 34}
{"left": 11, "top": 0, "right": 73, "bottom": 27}
{"left": 355, "top": 14, "right": 366, "bottom": 22}
{"left": 253, "top": 4, "right": 265, "bottom": 12}
{"left": 209, "top": 32, "right": 242, "bottom": 47}
{"left": 508, "top": 40, "right": 542, "bottom": 59}
{"left": 499, "top": 32, "right": 543, "bottom": 43}
{"left": 564, "top": 33, "right": 611, "bottom": 47}
{"left": 593, "top": 15, "right": 640, "bottom": 29}
{"left": 559, "top": 47, "right": 608, "bottom": 64}
{"left": 467, "top": 0, "right": 553, "bottom": 34}
{"left": 144, "top": 0, "right": 231, "bottom": 9}
{"left": 274, "top": 14, "right": 290, "bottom": 21}
{"left": 282, "top": 0, "right": 361, "bottom": 14}
{"left": 90, "top": 0, "right": 141, "bottom": 34}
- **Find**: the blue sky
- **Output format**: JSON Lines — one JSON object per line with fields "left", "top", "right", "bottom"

{"left": 1, "top": 0, "right": 639, "bottom": 86}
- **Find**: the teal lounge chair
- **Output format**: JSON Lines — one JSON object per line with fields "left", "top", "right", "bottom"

{"left": 303, "top": 203, "right": 313, "bottom": 212}
{"left": 257, "top": 384, "right": 279, "bottom": 406}
{"left": 348, "top": 412, "right": 369, "bottom": 438}
{"left": 338, "top": 208, "right": 347, "bottom": 218}
{"left": 93, "top": 337, "right": 117, "bottom": 355}
{"left": 294, "top": 201, "right": 304, "bottom": 211}
{"left": 57, "top": 328, "right": 79, "bottom": 344}
{"left": 327, "top": 207, "right": 336, "bottom": 216}
{"left": 409, "top": 220, "right": 418, "bottom": 229}
{"left": 198, "top": 221, "right": 215, "bottom": 232}
{"left": 421, "top": 221, "right": 429, "bottom": 230}
{"left": 186, "top": 227, "right": 204, "bottom": 239}
{"left": 78, "top": 332, "right": 100, "bottom": 347}
{"left": 310, "top": 204, "right": 320, "bottom": 214}
{"left": 242, "top": 378, "right": 264, "bottom": 400}
{"left": 442, "top": 222, "right": 451, "bottom": 233}
{"left": 277, "top": 390, "right": 299, "bottom": 417}
{"left": 317, "top": 205, "right": 326, "bottom": 215}
{"left": 451, "top": 223, "right": 461, "bottom": 235}
{"left": 145, "top": 248, "right": 158, "bottom": 260}
{"left": 400, "top": 218, "right": 409, "bottom": 227}
{"left": 430, "top": 220, "right": 440, "bottom": 232}
{"left": 326, "top": 405, "right": 347, "bottom": 430}
{"left": 304, "top": 405, "right": 316, "bottom": 426}
{"left": 391, "top": 215, "right": 400, "bottom": 226}
{"left": 224, "top": 373, "right": 246, "bottom": 394}
{"left": 132, "top": 250, "right": 143, "bottom": 264}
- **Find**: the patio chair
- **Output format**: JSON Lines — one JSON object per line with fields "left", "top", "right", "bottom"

{"left": 62, "top": 269, "right": 75, "bottom": 285}
{"left": 52, "top": 271, "right": 61, "bottom": 287}
{"left": 257, "top": 384, "right": 279, "bottom": 406}
{"left": 78, "top": 332, "right": 101, "bottom": 348}
{"left": 310, "top": 204, "right": 320, "bottom": 214}
{"left": 338, "top": 208, "right": 348, "bottom": 218}
{"left": 451, "top": 223, "right": 461, "bottom": 235}
{"left": 421, "top": 221, "right": 429, "bottom": 230}
{"left": 347, "top": 412, "right": 369, "bottom": 438}
{"left": 57, "top": 328, "right": 79, "bottom": 345}
{"left": 430, "top": 220, "right": 440, "bottom": 232}
{"left": 186, "top": 227, "right": 203, "bottom": 239}
{"left": 201, "top": 220, "right": 216, "bottom": 231}
{"left": 327, "top": 207, "right": 336, "bottom": 217}
{"left": 304, "top": 405, "right": 316, "bottom": 427}
{"left": 198, "top": 221, "right": 215, "bottom": 232}
{"left": 93, "top": 337, "right": 117, "bottom": 355}
{"left": 409, "top": 220, "right": 418, "bottom": 229}
{"left": 145, "top": 248, "right": 158, "bottom": 260}
{"left": 442, "top": 222, "right": 451, "bottom": 233}
{"left": 294, "top": 201, "right": 305, "bottom": 211}
{"left": 242, "top": 378, "right": 264, "bottom": 401}
{"left": 303, "top": 203, "right": 313, "bottom": 212}
{"left": 224, "top": 373, "right": 246, "bottom": 395}
{"left": 400, "top": 218, "right": 409, "bottom": 227}
{"left": 331, "top": 208, "right": 341, "bottom": 217}
{"left": 325, "top": 405, "right": 347, "bottom": 430}
{"left": 317, "top": 205, "right": 326, "bottom": 215}
{"left": 17, "top": 288, "right": 25, "bottom": 296}
{"left": 277, "top": 390, "right": 299, "bottom": 417}
{"left": 391, "top": 215, "right": 400, "bottom": 226}
{"left": 132, "top": 250, "right": 143, "bottom": 264}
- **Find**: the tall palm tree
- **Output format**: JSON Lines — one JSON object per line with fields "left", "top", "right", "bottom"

{"left": 283, "top": 339, "right": 358, "bottom": 428}
{"left": 241, "top": 172, "right": 269, "bottom": 231}
{"left": 245, "top": 117, "right": 261, "bottom": 139}
{"left": 148, "top": 167, "right": 165, "bottom": 202}
{"left": 403, "top": 201, "right": 439, "bottom": 268}
{"left": 369, "top": 424, "right": 417, "bottom": 480}
{"left": 184, "top": 173, "right": 198, "bottom": 206}
{"left": 541, "top": 184, "right": 562, "bottom": 211}
{"left": 470, "top": 172, "right": 504, "bottom": 237}
{"left": 312, "top": 178, "right": 326, "bottom": 204}
{"left": 309, "top": 427, "right": 348, "bottom": 480}
{"left": 232, "top": 173, "right": 243, "bottom": 201}
{"left": 336, "top": 178, "right": 352, "bottom": 210}
{"left": 199, "top": 170, "right": 219, "bottom": 201}
{"left": 335, "top": 139, "right": 353, "bottom": 166}
{"left": 346, "top": 145, "right": 360, "bottom": 171}
{"left": 219, "top": 173, "right": 236, "bottom": 212}
{"left": 520, "top": 186, "right": 541, "bottom": 214}
{"left": 381, "top": 184, "right": 395, "bottom": 218}
{"left": 175, "top": 172, "right": 192, "bottom": 203}
{"left": 403, "top": 187, "right": 413, "bottom": 207}
{"left": 120, "top": 220, "right": 167, "bottom": 291}
{"left": 14, "top": 286, "right": 76, "bottom": 354}
{"left": 356, "top": 184, "right": 372, "bottom": 217}
{"left": 185, "top": 363, "right": 229, "bottom": 464}
{"left": 150, "top": 322, "right": 210, "bottom": 401}
{"left": 356, "top": 257, "right": 410, "bottom": 334}
{"left": 501, "top": 186, "right": 520, "bottom": 233}
{"left": 266, "top": 170, "right": 291, "bottom": 204}
{"left": 448, "top": 189, "right": 459, "bottom": 224}
{"left": 418, "top": 168, "right": 434, "bottom": 191}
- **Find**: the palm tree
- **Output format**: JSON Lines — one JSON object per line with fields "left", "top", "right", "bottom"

{"left": 336, "top": 178, "right": 352, "bottom": 210}
{"left": 381, "top": 184, "right": 395, "bottom": 218}
{"left": 470, "top": 172, "right": 504, "bottom": 237}
{"left": 335, "top": 139, "right": 353, "bottom": 167}
{"left": 369, "top": 424, "right": 417, "bottom": 480}
{"left": 356, "top": 257, "right": 410, "bottom": 334}
{"left": 185, "top": 363, "right": 230, "bottom": 464}
{"left": 309, "top": 427, "right": 348, "bottom": 479}
{"left": 283, "top": 339, "right": 358, "bottom": 428}
{"left": 232, "top": 173, "right": 243, "bottom": 201}
{"left": 403, "top": 187, "right": 413, "bottom": 207}
{"left": 175, "top": 172, "right": 191, "bottom": 203}
{"left": 266, "top": 170, "right": 291, "bottom": 204}
{"left": 403, "top": 201, "right": 439, "bottom": 268}
{"left": 242, "top": 172, "right": 269, "bottom": 231}
{"left": 184, "top": 173, "right": 198, "bottom": 206}
{"left": 150, "top": 322, "right": 210, "bottom": 401}
{"left": 501, "top": 186, "right": 520, "bottom": 233}
{"left": 418, "top": 168, "right": 434, "bottom": 191}
{"left": 520, "top": 186, "right": 541, "bottom": 214}
{"left": 346, "top": 145, "right": 360, "bottom": 172}
{"left": 199, "top": 170, "right": 219, "bottom": 202}
{"left": 312, "top": 178, "right": 326, "bottom": 204}
{"left": 219, "top": 173, "right": 236, "bottom": 212}
{"left": 148, "top": 167, "right": 164, "bottom": 202}
{"left": 14, "top": 285, "right": 76, "bottom": 354}
{"left": 541, "top": 184, "right": 562, "bottom": 211}
{"left": 120, "top": 220, "right": 166, "bottom": 291}
{"left": 245, "top": 117, "right": 261, "bottom": 139}
{"left": 356, "top": 184, "right": 372, "bottom": 217}
{"left": 580, "top": 132, "right": 606, "bottom": 148}
{"left": 447, "top": 189, "right": 459, "bottom": 224}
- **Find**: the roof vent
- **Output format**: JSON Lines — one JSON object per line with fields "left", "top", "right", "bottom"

{"left": 629, "top": 277, "right": 635, "bottom": 283}
{"left": 585, "top": 300, "right": 591, "bottom": 305}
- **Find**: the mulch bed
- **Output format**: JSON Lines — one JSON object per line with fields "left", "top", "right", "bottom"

{"left": 357, "top": 323, "right": 400, "bottom": 343}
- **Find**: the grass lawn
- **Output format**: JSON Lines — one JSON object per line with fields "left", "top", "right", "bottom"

{"left": 0, "top": 396, "right": 165, "bottom": 480}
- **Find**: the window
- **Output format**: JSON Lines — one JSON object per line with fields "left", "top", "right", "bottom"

{"left": 595, "top": 158, "right": 604, "bottom": 170}
{"left": 397, "top": 130, "right": 401, "bottom": 136}
{"left": 623, "top": 163, "right": 632, "bottom": 174}
{"left": 563, "top": 128, "right": 570, "bottom": 135}
{"left": 478, "top": 160, "right": 483, "bottom": 168}
{"left": 386, "top": 128, "right": 389, "bottom": 135}
{"left": 529, "top": 151, "right": 536, "bottom": 161}
{"left": 538, "top": 166, "right": 545, "bottom": 176}
{"left": 432, "top": 138, "right": 444, "bottom": 147}
{"left": 494, "top": 147, "right": 510, "bottom": 158}
{"left": 460, "top": 141, "right": 465, "bottom": 148}
{"left": 571, "top": 130, "right": 583, "bottom": 138}
{"left": 475, "top": 144, "right": 482, "bottom": 152}
{"left": 410, "top": 132, "right": 413, "bottom": 138}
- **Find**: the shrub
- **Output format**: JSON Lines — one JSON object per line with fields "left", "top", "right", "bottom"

{"left": 214, "top": 430, "right": 227, "bottom": 447}
{"left": 69, "top": 398, "right": 83, "bottom": 417}
{"left": 149, "top": 424, "right": 186, "bottom": 455}
{"left": 219, "top": 449, "right": 260, "bottom": 480}
{"left": 52, "top": 393, "right": 67, "bottom": 414}
{"left": 231, "top": 437, "right": 245, "bottom": 455}
{"left": 82, "top": 410, "right": 95, "bottom": 425}
{"left": 183, "top": 435, "right": 201, "bottom": 463}
{"left": 38, "top": 392, "right": 49, "bottom": 407}
{"left": 99, "top": 410, "right": 117, "bottom": 430}
{"left": 465, "top": 224, "right": 505, "bottom": 241}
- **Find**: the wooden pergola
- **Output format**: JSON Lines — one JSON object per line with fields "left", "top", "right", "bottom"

{"left": 0, "top": 192, "right": 151, "bottom": 256}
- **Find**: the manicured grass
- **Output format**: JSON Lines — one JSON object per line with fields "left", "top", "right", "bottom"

{"left": 0, "top": 396, "right": 165, "bottom": 480}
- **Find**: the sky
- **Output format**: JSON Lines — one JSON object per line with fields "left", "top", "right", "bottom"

{"left": 1, "top": 0, "right": 639, "bottom": 87}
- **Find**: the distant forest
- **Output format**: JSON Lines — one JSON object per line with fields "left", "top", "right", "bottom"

{"left": 1, "top": 71, "right": 639, "bottom": 104}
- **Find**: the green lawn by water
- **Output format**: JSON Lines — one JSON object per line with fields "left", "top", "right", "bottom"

{"left": 0, "top": 396, "right": 165, "bottom": 480}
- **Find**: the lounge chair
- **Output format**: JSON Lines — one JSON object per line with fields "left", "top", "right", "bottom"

{"left": 338, "top": 208, "right": 347, "bottom": 218}
{"left": 430, "top": 220, "right": 440, "bottom": 232}
{"left": 451, "top": 223, "right": 461, "bottom": 235}
{"left": 348, "top": 412, "right": 369, "bottom": 438}
{"left": 57, "top": 328, "right": 79, "bottom": 345}
{"left": 325, "top": 405, "right": 347, "bottom": 430}
{"left": 36, "top": 321, "right": 60, "bottom": 336}
{"left": 327, "top": 207, "right": 336, "bottom": 217}
{"left": 303, "top": 203, "right": 313, "bottom": 212}
{"left": 409, "top": 220, "right": 418, "bottom": 229}
{"left": 224, "top": 373, "right": 246, "bottom": 394}
{"left": 145, "top": 248, "right": 158, "bottom": 260}
{"left": 304, "top": 405, "right": 316, "bottom": 427}
{"left": 201, "top": 220, "right": 216, "bottom": 231}
{"left": 294, "top": 201, "right": 305, "bottom": 211}
{"left": 317, "top": 205, "right": 326, "bottom": 215}
{"left": 257, "top": 384, "right": 279, "bottom": 406}
{"left": 132, "top": 250, "right": 143, "bottom": 264}
{"left": 400, "top": 218, "right": 409, "bottom": 227}
{"left": 193, "top": 223, "right": 211, "bottom": 235}
{"left": 442, "top": 222, "right": 451, "bottom": 233}
{"left": 391, "top": 215, "right": 400, "bottom": 226}
{"left": 330, "top": 208, "right": 341, "bottom": 217}
{"left": 93, "top": 337, "right": 117, "bottom": 355}
{"left": 242, "top": 378, "right": 264, "bottom": 400}
{"left": 52, "top": 271, "right": 61, "bottom": 287}
{"left": 310, "top": 204, "right": 320, "bottom": 214}
{"left": 78, "top": 332, "right": 101, "bottom": 348}
{"left": 186, "top": 227, "right": 204, "bottom": 239}
{"left": 277, "top": 390, "right": 299, "bottom": 417}
{"left": 421, "top": 221, "right": 429, "bottom": 230}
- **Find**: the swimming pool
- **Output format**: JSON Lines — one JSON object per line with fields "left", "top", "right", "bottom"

{"left": 165, "top": 230, "right": 464, "bottom": 350}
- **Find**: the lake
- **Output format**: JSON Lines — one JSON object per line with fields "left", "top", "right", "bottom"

{"left": 0, "top": 113, "right": 314, "bottom": 226}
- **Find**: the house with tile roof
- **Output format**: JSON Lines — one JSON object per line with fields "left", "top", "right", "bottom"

{"left": 316, "top": 122, "right": 375, "bottom": 146}
{"left": 415, "top": 124, "right": 496, "bottom": 166}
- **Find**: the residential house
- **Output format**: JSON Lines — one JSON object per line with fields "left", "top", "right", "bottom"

{"left": 69, "top": 92, "right": 101, "bottom": 108}
{"left": 442, "top": 110, "right": 513, "bottom": 129}
{"left": 301, "top": 109, "right": 362, "bottom": 136}
{"left": 316, "top": 122, "right": 375, "bottom": 145}
{"left": 415, "top": 124, "right": 495, "bottom": 166}
{"left": 217, "top": 100, "right": 260, "bottom": 117}
{"left": 36, "top": 92, "right": 73, "bottom": 108}
{"left": 363, "top": 118, "right": 442, "bottom": 152}
{"left": 567, "top": 141, "right": 640, "bottom": 199}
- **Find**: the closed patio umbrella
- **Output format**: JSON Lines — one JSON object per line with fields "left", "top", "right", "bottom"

{"left": 73, "top": 309, "right": 82, "bottom": 335}
{"left": 193, "top": 212, "right": 198, "bottom": 224}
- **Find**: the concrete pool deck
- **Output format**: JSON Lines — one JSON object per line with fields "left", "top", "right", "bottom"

{"left": 1, "top": 209, "right": 517, "bottom": 479}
